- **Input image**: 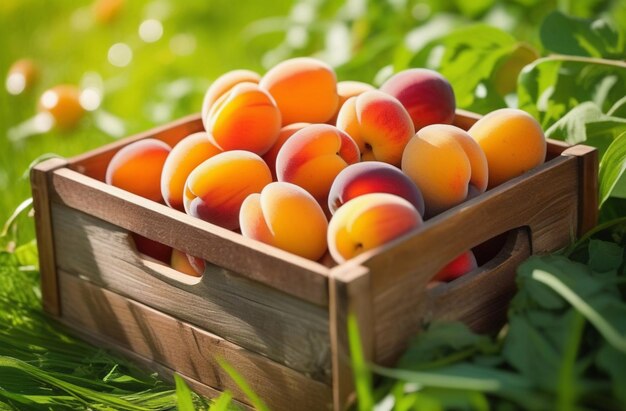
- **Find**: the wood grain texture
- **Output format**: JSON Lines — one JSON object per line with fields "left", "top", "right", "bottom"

{"left": 58, "top": 272, "right": 332, "bottom": 410}
{"left": 69, "top": 114, "right": 204, "bottom": 181}
{"left": 51, "top": 203, "right": 332, "bottom": 382}
{"left": 30, "top": 157, "right": 68, "bottom": 316}
{"left": 426, "top": 228, "right": 530, "bottom": 332}
{"left": 329, "top": 264, "right": 373, "bottom": 411}
{"left": 562, "top": 145, "right": 598, "bottom": 236}
{"left": 358, "top": 154, "right": 580, "bottom": 365}
{"left": 49, "top": 168, "right": 329, "bottom": 307}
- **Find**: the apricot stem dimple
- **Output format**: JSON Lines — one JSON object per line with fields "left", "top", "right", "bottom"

{"left": 365, "top": 143, "right": 373, "bottom": 152}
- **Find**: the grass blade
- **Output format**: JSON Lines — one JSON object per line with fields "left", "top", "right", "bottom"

{"left": 347, "top": 314, "right": 374, "bottom": 411}
{"left": 174, "top": 374, "right": 195, "bottom": 411}
{"left": 217, "top": 358, "right": 269, "bottom": 411}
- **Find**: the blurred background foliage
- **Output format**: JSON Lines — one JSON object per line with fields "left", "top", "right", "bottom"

{"left": 1, "top": 0, "right": 626, "bottom": 410}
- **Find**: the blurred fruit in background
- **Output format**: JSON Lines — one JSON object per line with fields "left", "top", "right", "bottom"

{"left": 93, "top": 0, "right": 125, "bottom": 25}
{"left": 5, "top": 59, "right": 39, "bottom": 95}
{"left": 37, "top": 85, "right": 86, "bottom": 130}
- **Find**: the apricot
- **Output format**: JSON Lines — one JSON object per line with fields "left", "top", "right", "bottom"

{"left": 161, "top": 132, "right": 222, "bottom": 211}
{"left": 38, "top": 85, "right": 85, "bottom": 130}
{"left": 93, "top": 0, "right": 125, "bottom": 24}
{"left": 328, "top": 161, "right": 425, "bottom": 216}
{"left": 6, "top": 59, "right": 39, "bottom": 95}
{"left": 327, "top": 193, "right": 423, "bottom": 263}
{"left": 262, "top": 122, "right": 310, "bottom": 180}
{"left": 240, "top": 182, "right": 328, "bottom": 260}
{"left": 171, "top": 249, "right": 204, "bottom": 277}
{"left": 260, "top": 57, "right": 339, "bottom": 124}
{"left": 132, "top": 233, "right": 172, "bottom": 264}
{"left": 380, "top": 68, "right": 455, "bottom": 130}
{"left": 402, "top": 124, "right": 488, "bottom": 217}
{"left": 106, "top": 138, "right": 171, "bottom": 202}
{"left": 336, "top": 90, "right": 414, "bottom": 166}
{"left": 329, "top": 80, "right": 375, "bottom": 124}
{"left": 276, "top": 124, "right": 359, "bottom": 208}
{"left": 201, "top": 69, "right": 261, "bottom": 130}
{"left": 468, "top": 108, "right": 546, "bottom": 188}
{"left": 206, "top": 82, "right": 281, "bottom": 155}
{"left": 432, "top": 251, "right": 477, "bottom": 282}
{"left": 183, "top": 150, "right": 272, "bottom": 230}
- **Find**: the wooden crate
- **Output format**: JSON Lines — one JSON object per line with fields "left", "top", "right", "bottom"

{"left": 31, "top": 110, "right": 598, "bottom": 410}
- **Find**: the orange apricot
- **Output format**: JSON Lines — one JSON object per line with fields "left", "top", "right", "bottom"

{"left": 262, "top": 122, "right": 310, "bottom": 180}
{"left": 38, "top": 85, "right": 85, "bottom": 130}
{"left": 260, "top": 57, "right": 339, "bottom": 124}
{"left": 160, "top": 132, "right": 222, "bottom": 211}
{"left": 329, "top": 80, "right": 375, "bottom": 124}
{"left": 183, "top": 150, "right": 272, "bottom": 230}
{"left": 402, "top": 124, "right": 488, "bottom": 217}
{"left": 171, "top": 249, "right": 204, "bottom": 277}
{"left": 276, "top": 124, "right": 360, "bottom": 208}
{"left": 201, "top": 69, "right": 261, "bottom": 130}
{"left": 336, "top": 90, "right": 414, "bottom": 166}
{"left": 106, "top": 138, "right": 171, "bottom": 202}
{"left": 240, "top": 182, "right": 328, "bottom": 260}
{"left": 206, "top": 82, "right": 281, "bottom": 155}
{"left": 468, "top": 108, "right": 546, "bottom": 188}
{"left": 327, "top": 193, "right": 422, "bottom": 263}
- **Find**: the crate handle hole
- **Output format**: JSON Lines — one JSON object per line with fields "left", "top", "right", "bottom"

{"left": 129, "top": 232, "right": 204, "bottom": 285}
{"left": 427, "top": 226, "right": 531, "bottom": 289}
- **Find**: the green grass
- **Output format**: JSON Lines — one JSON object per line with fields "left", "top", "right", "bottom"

{"left": 0, "top": 0, "right": 291, "bottom": 231}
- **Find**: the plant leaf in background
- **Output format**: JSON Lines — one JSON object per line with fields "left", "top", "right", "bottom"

{"left": 599, "top": 131, "right": 626, "bottom": 206}
{"left": 518, "top": 56, "right": 626, "bottom": 130}
{"left": 175, "top": 375, "right": 196, "bottom": 411}
{"left": 401, "top": 24, "right": 521, "bottom": 113}
{"left": 540, "top": 11, "right": 625, "bottom": 59}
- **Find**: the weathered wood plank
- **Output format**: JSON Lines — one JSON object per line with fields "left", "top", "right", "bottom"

{"left": 49, "top": 168, "right": 330, "bottom": 307}
{"left": 359, "top": 154, "right": 579, "bottom": 365}
{"left": 562, "top": 145, "right": 598, "bottom": 236}
{"left": 30, "top": 157, "right": 69, "bottom": 316}
{"left": 58, "top": 272, "right": 332, "bottom": 410}
{"left": 329, "top": 264, "right": 373, "bottom": 411}
{"left": 51, "top": 203, "right": 332, "bottom": 382}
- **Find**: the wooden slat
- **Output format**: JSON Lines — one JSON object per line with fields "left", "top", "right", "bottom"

{"left": 329, "top": 264, "right": 373, "bottom": 411}
{"left": 69, "top": 114, "right": 204, "bottom": 181}
{"left": 58, "top": 273, "right": 332, "bottom": 410}
{"left": 30, "top": 157, "right": 69, "bottom": 316}
{"left": 354, "top": 154, "right": 580, "bottom": 364}
{"left": 49, "top": 168, "right": 329, "bottom": 307}
{"left": 359, "top": 154, "right": 578, "bottom": 295}
{"left": 562, "top": 145, "right": 598, "bottom": 236}
{"left": 427, "top": 227, "right": 530, "bottom": 331}
{"left": 51, "top": 203, "right": 332, "bottom": 381}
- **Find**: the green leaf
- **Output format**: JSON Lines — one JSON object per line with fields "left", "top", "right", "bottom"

{"left": 403, "top": 24, "right": 518, "bottom": 112}
{"left": 174, "top": 374, "right": 195, "bottom": 411}
{"left": 540, "top": 11, "right": 625, "bottom": 59}
{"left": 398, "top": 322, "right": 495, "bottom": 370}
{"left": 544, "top": 102, "right": 626, "bottom": 152}
{"left": 348, "top": 314, "right": 374, "bottom": 411}
{"left": 596, "top": 344, "right": 626, "bottom": 405}
{"left": 588, "top": 239, "right": 624, "bottom": 274}
{"left": 599, "top": 131, "right": 626, "bottom": 206}
{"left": 518, "top": 56, "right": 626, "bottom": 130}
{"left": 208, "top": 392, "right": 232, "bottom": 411}
{"left": 218, "top": 358, "right": 269, "bottom": 411}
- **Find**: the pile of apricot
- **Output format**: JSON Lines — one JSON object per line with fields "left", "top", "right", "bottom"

{"left": 105, "top": 58, "right": 546, "bottom": 281}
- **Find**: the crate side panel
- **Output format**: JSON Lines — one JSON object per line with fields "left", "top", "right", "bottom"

{"left": 51, "top": 203, "right": 331, "bottom": 382}
{"left": 370, "top": 156, "right": 579, "bottom": 365}
{"left": 58, "top": 272, "right": 332, "bottom": 411}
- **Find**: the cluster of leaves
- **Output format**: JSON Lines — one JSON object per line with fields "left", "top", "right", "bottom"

{"left": 352, "top": 234, "right": 626, "bottom": 411}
